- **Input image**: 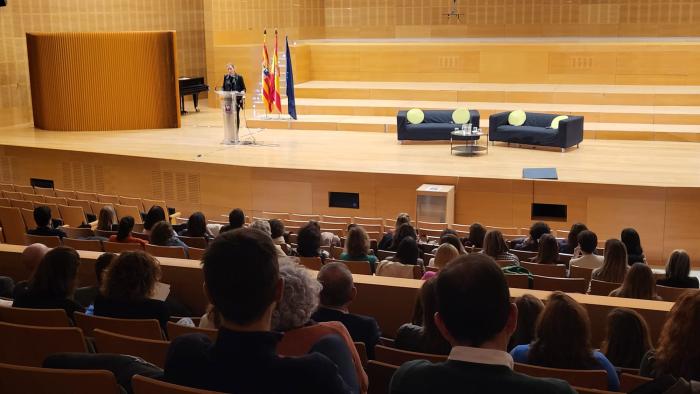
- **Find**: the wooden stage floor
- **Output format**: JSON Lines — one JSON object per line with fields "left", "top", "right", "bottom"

{"left": 1, "top": 105, "right": 699, "bottom": 189}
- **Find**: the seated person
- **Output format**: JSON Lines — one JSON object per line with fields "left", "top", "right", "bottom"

{"left": 150, "top": 220, "right": 189, "bottom": 257}
{"left": 108, "top": 216, "right": 148, "bottom": 247}
{"left": 591, "top": 239, "right": 628, "bottom": 284}
{"left": 463, "top": 223, "right": 486, "bottom": 249}
{"left": 531, "top": 234, "right": 560, "bottom": 265}
{"left": 390, "top": 254, "right": 574, "bottom": 394}
{"left": 568, "top": 230, "right": 603, "bottom": 270}
{"left": 295, "top": 221, "right": 331, "bottom": 263}
{"left": 178, "top": 211, "right": 214, "bottom": 240}
{"left": 74, "top": 252, "right": 116, "bottom": 308}
{"left": 27, "top": 205, "right": 67, "bottom": 238}
{"left": 272, "top": 260, "right": 367, "bottom": 394}
{"left": 12, "top": 243, "right": 50, "bottom": 299}
{"left": 422, "top": 243, "right": 459, "bottom": 280}
{"left": 339, "top": 226, "right": 378, "bottom": 273}
{"left": 510, "top": 291, "right": 620, "bottom": 391}
{"left": 376, "top": 237, "right": 423, "bottom": 279}
{"left": 558, "top": 223, "right": 587, "bottom": 255}
{"left": 656, "top": 249, "right": 699, "bottom": 289}
{"left": 269, "top": 219, "right": 290, "bottom": 253}
{"left": 378, "top": 213, "right": 411, "bottom": 251}
{"left": 481, "top": 230, "right": 519, "bottom": 265}
{"left": 143, "top": 206, "right": 168, "bottom": 235}
{"left": 621, "top": 227, "right": 646, "bottom": 265}
{"left": 609, "top": 263, "right": 662, "bottom": 301}
{"left": 512, "top": 221, "right": 551, "bottom": 252}
{"left": 219, "top": 208, "right": 245, "bottom": 234}
{"left": 395, "top": 278, "right": 451, "bottom": 355}
{"left": 601, "top": 308, "right": 653, "bottom": 369}
{"left": 93, "top": 251, "right": 170, "bottom": 330}
{"left": 312, "top": 262, "right": 381, "bottom": 359}
{"left": 164, "top": 229, "right": 354, "bottom": 393}
{"left": 13, "top": 246, "right": 84, "bottom": 317}
{"left": 386, "top": 223, "right": 418, "bottom": 252}
{"left": 250, "top": 219, "right": 287, "bottom": 257}
{"left": 507, "top": 294, "right": 544, "bottom": 351}
{"left": 96, "top": 206, "right": 119, "bottom": 232}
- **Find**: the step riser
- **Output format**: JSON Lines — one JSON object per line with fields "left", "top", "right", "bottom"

{"left": 296, "top": 88, "right": 700, "bottom": 107}
{"left": 247, "top": 120, "right": 700, "bottom": 142}
{"left": 283, "top": 105, "right": 700, "bottom": 125}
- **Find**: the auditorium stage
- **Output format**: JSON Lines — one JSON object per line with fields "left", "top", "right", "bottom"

{"left": 2, "top": 104, "right": 700, "bottom": 263}
{"left": 1, "top": 106, "right": 700, "bottom": 189}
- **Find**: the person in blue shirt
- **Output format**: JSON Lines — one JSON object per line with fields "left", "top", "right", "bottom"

{"left": 510, "top": 291, "right": 620, "bottom": 391}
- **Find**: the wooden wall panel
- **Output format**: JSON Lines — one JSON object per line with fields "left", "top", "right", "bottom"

{"left": 27, "top": 32, "right": 180, "bottom": 131}
{"left": 4, "top": 144, "right": 700, "bottom": 265}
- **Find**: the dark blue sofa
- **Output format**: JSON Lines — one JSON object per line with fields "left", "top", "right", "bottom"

{"left": 489, "top": 111, "right": 584, "bottom": 151}
{"left": 397, "top": 109, "right": 480, "bottom": 141}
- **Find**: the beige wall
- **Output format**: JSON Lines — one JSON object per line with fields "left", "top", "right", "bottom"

{"left": 0, "top": 0, "right": 206, "bottom": 127}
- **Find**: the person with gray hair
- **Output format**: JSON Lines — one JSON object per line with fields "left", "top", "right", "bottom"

{"left": 312, "top": 262, "right": 381, "bottom": 359}
{"left": 251, "top": 219, "right": 287, "bottom": 257}
{"left": 274, "top": 260, "right": 368, "bottom": 394}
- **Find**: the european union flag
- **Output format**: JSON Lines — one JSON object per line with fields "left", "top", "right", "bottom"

{"left": 285, "top": 36, "right": 297, "bottom": 120}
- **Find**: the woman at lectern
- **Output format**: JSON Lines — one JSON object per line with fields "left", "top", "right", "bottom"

{"left": 223, "top": 63, "right": 246, "bottom": 129}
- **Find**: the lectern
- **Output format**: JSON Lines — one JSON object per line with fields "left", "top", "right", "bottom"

{"left": 416, "top": 184, "right": 455, "bottom": 225}
{"left": 215, "top": 90, "right": 245, "bottom": 145}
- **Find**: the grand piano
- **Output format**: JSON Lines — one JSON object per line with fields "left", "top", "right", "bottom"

{"left": 179, "top": 77, "right": 209, "bottom": 114}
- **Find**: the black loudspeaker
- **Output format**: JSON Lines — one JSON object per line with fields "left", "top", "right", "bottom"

{"left": 0, "top": 1, "right": 6, "bottom": 7}
{"left": 329, "top": 192, "right": 360, "bottom": 209}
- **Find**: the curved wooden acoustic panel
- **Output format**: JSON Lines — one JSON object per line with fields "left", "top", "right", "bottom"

{"left": 26, "top": 32, "right": 180, "bottom": 131}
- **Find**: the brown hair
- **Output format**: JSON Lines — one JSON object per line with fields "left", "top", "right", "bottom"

{"left": 101, "top": 250, "right": 161, "bottom": 302}
{"left": 482, "top": 230, "right": 509, "bottom": 258}
{"left": 345, "top": 225, "right": 370, "bottom": 259}
{"left": 508, "top": 294, "right": 544, "bottom": 351}
{"left": 150, "top": 220, "right": 175, "bottom": 246}
{"left": 612, "top": 263, "right": 659, "bottom": 300}
{"left": 601, "top": 308, "right": 653, "bottom": 369}
{"left": 416, "top": 278, "right": 450, "bottom": 351}
{"left": 532, "top": 233, "right": 559, "bottom": 264}
{"left": 394, "top": 213, "right": 411, "bottom": 231}
{"left": 97, "top": 206, "right": 117, "bottom": 231}
{"left": 594, "top": 239, "right": 628, "bottom": 283}
{"left": 528, "top": 291, "right": 597, "bottom": 369}
{"left": 28, "top": 246, "right": 80, "bottom": 299}
{"left": 665, "top": 250, "right": 691, "bottom": 282}
{"left": 654, "top": 291, "right": 700, "bottom": 379}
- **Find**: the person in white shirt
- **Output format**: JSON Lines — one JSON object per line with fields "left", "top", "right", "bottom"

{"left": 569, "top": 230, "right": 603, "bottom": 270}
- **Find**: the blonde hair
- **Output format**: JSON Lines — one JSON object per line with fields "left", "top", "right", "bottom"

{"left": 433, "top": 243, "right": 459, "bottom": 269}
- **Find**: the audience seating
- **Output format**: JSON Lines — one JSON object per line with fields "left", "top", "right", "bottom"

{"left": 569, "top": 265, "right": 593, "bottom": 287}
{"left": 0, "top": 321, "right": 88, "bottom": 366}
{"left": 261, "top": 211, "right": 289, "bottom": 220}
{"left": 19, "top": 208, "right": 35, "bottom": 229}
{"left": 103, "top": 241, "right": 144, "bottom": 253}
{"left": 0, "top": 307, "right": 71, "bottom": 327}
{"left": 375, "top": 345, "right": 447, "bottom": 365}
{"left": 366, "top": 361, "right": 397, "bottom": 394}
{"left": 58, "top": 205, "right": 88, "bottom": 227}
{"left": 520, "top": 261, "right": 567, "bottom": 277}
{"left": 45, "top": 196, "right": 68, "bottom": 205}
{"left": 533, "top": 275, "right": 587, "bottom": 293}
{"left": 97, "top": 194, "right": 120, "bottom": 204}
{"left": 619, "top": 373, "right": 653, "bottom": 392}
{"left": 330, "top": 245, "right": 343, "bottom": 259}
{"left": 25, "top": 234, "right": 62, "bottom": 248}
{"left": 589, "top": 280, "right": 621, "bottom": 296}
{"left": 145, "top": 244, "right": 188, "bottom": 259}
{"left": 115, "top": 204, "right": 143, "bottom": 224}
{"left": 63, "top": 238, "right": 103, "bottom": 252}
{"left": 0, "top": 197, "right": 9, "bottom": 207}
{"left": 289, "top": 213, "right": 320, "bottom": 221}
{"left": 511, "top": 249, "right": 537, "bottom": 261}
{"left": 73, "top": 312, "right": 164, "bottom": 340}
{"left": 75, "top": 192, "right": 98, "bottom": 201}
{"left": 166, "top": 321, "right": 218, "bottom": 342}
{"left": 22, "top": 193, "right": 44, "bottom": 204}
{"left": 62, "top": 227, "right": 95, "bottom": 238}
{"left": 354, "top": 342, "right": 369, "bottom": 368}
{"left": 89, "top": 202, "right": 113, "bottom": 219}
{"left": 339, "top": 260, "right": 372, "bottom": 275}
{"left": 0, "top": 183, "right": 14, "bottom": 192}
{"left": 13, "top": 185, "right": 35, "bottom": 195}
{"left": 132, "top": 374, "right": 226, "bottom": 394}
{"left": 54, "top": 189, "right": 77, "bottom": 199}
{"left": 298, "top": 256, "right": 323, "bottom": 270}
{"left": 655, "top": 285, "right": 697, "bottom": 302}
{"left": 376, "top": 250, "right": 396, "bottom": 261}
{"left": 505, "top": 274, "right": 530, "bottom": 289}
{"left": 572, "top": 387, "right": 618, "bottom": 394}
{"left": 323, "top": 215, "right": 352, "bottom": 225}
{"left": 66, "top": 199, "right": 94, "bottom": 215}
{"left": 513, "top": 363, "right": 608, "bottom": 391}
{"left": 119, "top": 196, "right": 145, "bottom": 212}
{"left": 0, "top": 206, "right": 28, "bottom": 244}
{"left": 93, "top": 329, "right": 169, "bottom": 368}
{"left": 179, "top": 236, "right": 208, "bottom": 249}
{"left": 0, "top": 362, "right": 122, "bottom": 394}
{"left": 33, "top": 187, "right": 56, "bottom": 197}
{"left": 188, "top": 247, "right": 205, "bottom": 260}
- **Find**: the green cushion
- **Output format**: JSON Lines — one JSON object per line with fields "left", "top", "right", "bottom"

{"left": 550, "top": 115, "right": 569, "bottom": 129}
{"left": 406, "top": 108, "right": 425, "bottom": 125}
{"left": 508, "top": 110, "right": 526, "bottom": 126}
{"left": 452, "top": 108, "right": 471, "bottom": 124}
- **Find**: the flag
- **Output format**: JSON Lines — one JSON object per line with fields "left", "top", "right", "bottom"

{"left": 261, "top": 30, "right": 273, "bottom": 113}
{"left": 272, "top": 30, "right": 282, "bottom": 113}
{"left": 285, "top": 36, "right": 297, "bottom": 120}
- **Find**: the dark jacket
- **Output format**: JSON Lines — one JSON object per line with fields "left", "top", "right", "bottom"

{"left": 656, "top": 276, "right": 699, "bottom": 289}
{"left": 12, "top": 290, "right": 84, "bottom": 318}
{"left": 164, "top": 329, "right": 351, "bottom": 394}
{"left": 390, "top": 359, "right": 575, "bottom": 394}
{"left": 28, "top": 226, "right": 67, "bottom": 238}
{"left": 395, "top": 323, "right": 451, "bottom": 356}
{"left": 312, "top": 306, "right": 381, "bottom": 359}
{"left": 93, "top": 294, "right": 169, "bottom": 330}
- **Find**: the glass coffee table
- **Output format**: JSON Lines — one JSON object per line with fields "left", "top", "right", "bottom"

{"left": 450, "top": 129, "right": 488, "bottom": 156}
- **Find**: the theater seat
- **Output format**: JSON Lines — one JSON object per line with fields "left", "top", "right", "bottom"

{"left": 0, "top": 362, "right": 121, "bottom": 394}
{"left": 132, "top": 374, "right": 226, "bottom": 394}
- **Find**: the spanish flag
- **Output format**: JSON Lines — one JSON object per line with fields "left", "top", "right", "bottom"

{"left": 261, "top": 30, "right": 272, "bottom": 113}
{"left": 272, "top": 30, "right": 282, "bottom": 113}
